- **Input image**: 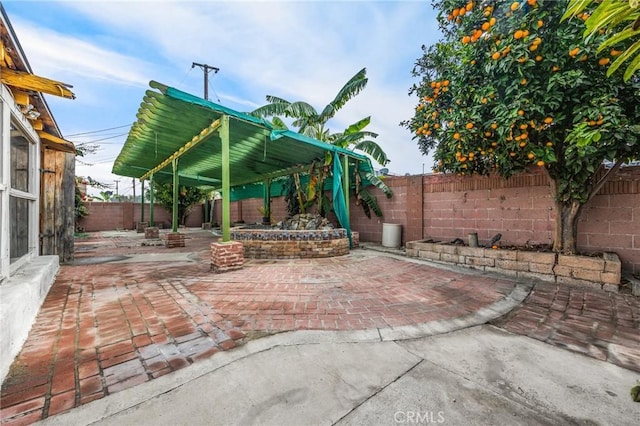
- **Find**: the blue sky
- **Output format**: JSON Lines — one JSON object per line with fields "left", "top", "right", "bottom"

{"left": 4, "top": 0, "right": 440, "bottom": 196}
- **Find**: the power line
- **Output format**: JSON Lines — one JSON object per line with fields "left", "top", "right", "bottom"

{"left": 70, "top": 132, "right": 129, "bottom": 144}
{"left": 66, "top": 124, "right": 131, "bottom": 137}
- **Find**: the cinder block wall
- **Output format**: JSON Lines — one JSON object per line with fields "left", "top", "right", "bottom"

{"left": 79, "top": 203, "right": 204, "bottom": 231}
{"left": 354, "top": 166, "right": 639, "bottom": 273}
{"left": 78, "top": 166, "right": 639, "bottom": 272}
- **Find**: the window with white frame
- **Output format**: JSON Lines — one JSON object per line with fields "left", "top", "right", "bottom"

{"left": 9, "top": 120, "right": 37, "bottom": 264}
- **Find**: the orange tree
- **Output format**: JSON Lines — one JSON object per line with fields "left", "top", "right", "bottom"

{"left": 403, "top": 0, "right": 640, "bottom": 254}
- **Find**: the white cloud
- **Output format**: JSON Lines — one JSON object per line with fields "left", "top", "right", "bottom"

{"left": 9, "top": 17, "right": 153, "bottom": 89}
{"left": 6, "top": 0, "right": 440, "bottom": 192}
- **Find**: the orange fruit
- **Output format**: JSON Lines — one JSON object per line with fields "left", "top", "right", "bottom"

{"left": 491, "top": 123, "right": 498, "bottom": 129}
{"left": 484, "top": 131, "right": 492, "bottom": 136}
{"left": 514, "top": 30, "right": 524, "bottom": 40}
{"left": 536, "top": 160, "right": 545, "bottom": 167}
{"left": 482, "top": 22, "right": 491, "bottom": 31}
{"left": 462, "top": 35, "right": 471, "bottom": 44}
{"left": 523, "top": 30, "right": 530, "bottom": 37}
{"left": 490, "top": 17, "right": 497, "bottom": 26}
{"left": 598, "top": 57, "right": 610, "bottom": 66}
{"left": 529, "top": 44, "right": 538, "bottom": 51}
{"left": 569, "top": 47, "right": 580, "bottom": 57}
{"left": 533, "top": 37, "right": 542, "bottom": 45}
{"left": 579, "top": 55, "right": 588, "bottom": 61}
{"left": 443, "top": 80, "right": 450, "bottom": 86}
{"left": 519, "top": 141, "right": 527, "bottom": 148}
{"left": 527, "top": 152, "right": 535, "bottom": 159}
{"left": 468, "top": 152, "right": 475, "bottom": 159}
{"left": 520, "top": 78, "right": 527, "bottom": 85}
{"left": 459, "top": 7, "right": 466, "bottom": 16}
{"left": 544, "top": 117, "right": 553, "bottom": 124}
{"left": 552, "top": 65, "right": 560, "bottom": 72}
{"left": 491, "top": 142, "right": 497, "bottom": 147}
{"left": 535, "top": 55, "right": 543, "bottom": 62}
{"left": 610, "top": 49, "right": 622, "bottom": 56}
{"left": 491, "top": 51, "right": 501, "bottom": 60}
{"left": 453, "top": 132, "right": 461, "bottom": 140}
{"left": 527, "top": 0, "right": 537, "bottom": 5}
{"left": 519, "top": 123, "right": 528, "bottom": 130}
{"left": 466, "top": 122, "right": 474, "bottom": 129}
{"left": 517, "top": 109, "right": 525, "bottom": 116}
{"left": 509, "top": 152, "right": 516, "bottom": 157}
{"left": 481, "top": 97, "right": 488, "bottom": 104}
{"left": 510, "top": 2, "right": 519, "bottom": 11}
{"left": 537, "top": 20, "right": 543, "bottom": 28}
{"left": 466, "top": 1, "right": 473, "bottom": 11}
{"left": 545, "top": 141, "right": 553, "bottom": 147}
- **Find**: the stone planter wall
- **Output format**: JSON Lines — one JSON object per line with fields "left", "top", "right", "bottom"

{"left": 230, "top": 229, "right": 351, "bottom": 259}
{"left": 406, "top": 241, "right": 621, "bottom": 292}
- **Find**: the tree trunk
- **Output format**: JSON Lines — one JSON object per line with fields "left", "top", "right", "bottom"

{"left": 552, "top": 200, "right": 582, "bottom": 254}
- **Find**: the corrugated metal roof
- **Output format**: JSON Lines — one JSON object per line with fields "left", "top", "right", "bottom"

{"left": 113, "top": 81, "right": 375, "bottom": 195}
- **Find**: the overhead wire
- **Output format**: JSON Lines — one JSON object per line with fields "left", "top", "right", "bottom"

{"left": 66, "top": 124, "right": 131, "bottom": 137}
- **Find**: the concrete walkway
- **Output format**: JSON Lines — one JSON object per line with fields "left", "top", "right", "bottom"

{"left": 1, "top": 230, "right": 639, "bottom": 425}
{"left": 38, "top": 325, "right": 639, "bottom": 425}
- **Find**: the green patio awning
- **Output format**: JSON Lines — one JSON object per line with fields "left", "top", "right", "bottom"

{"left": 112, "top": 81, "right": 375, "bottom": 195}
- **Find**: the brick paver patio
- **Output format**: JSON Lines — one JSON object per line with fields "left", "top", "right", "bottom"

{"left": 1, "top": 230, "right": 638, "bottom": 424}
{"left": 492, "top": 281, "right": 640, "bottom": 372}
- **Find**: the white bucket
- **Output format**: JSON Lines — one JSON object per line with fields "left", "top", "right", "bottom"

{"left": 381, "top": 223, "right": 402, "bottom": 248}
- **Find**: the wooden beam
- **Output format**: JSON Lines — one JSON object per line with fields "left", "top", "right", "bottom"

{"left": 38, "top": 131, "right": 76, "bottom": 154}
{"left": 10, "top": 89, "right": 30, "bottom": 106}
{"left": 140, "top": 118, "right": 221, "bottom": 181}
{"left": 0, "top": 67, "right": 75, "bottom": 99}
{"left": 0, "top": 39, "right": 15, "bottom": 69}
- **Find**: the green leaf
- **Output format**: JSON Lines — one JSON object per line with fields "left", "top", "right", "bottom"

{"left": 363, "top": 171, "right": 393, "bottom": 198}
{"left": 344, "top": 117, "right": 371, "bottom": 135}
{"left": 357, "top": 188, "right": 383, "bottom": 217}
{"left": 607, "top": 38, "right": 640, "bottom": 77}
{"left": 353, "top": 140, "right": 389, "bottom": 166}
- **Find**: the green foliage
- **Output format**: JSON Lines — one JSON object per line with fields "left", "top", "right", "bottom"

{"left": 283, "top": 176, "right": 301, "bottom": 216}
{"left": 149, "top": 182, "right": 207, "bottom": 226}
{"left": 74, "top": 186, "right": 89, "bottom": 221}
{"left": 404, "top": 0, "right": 640, "bottom": 206}
{"left": 252, "top": 68, "right": 392, "bottom": 218}
{"left": 563, "top": 0, "right": 640, "bottom": 81}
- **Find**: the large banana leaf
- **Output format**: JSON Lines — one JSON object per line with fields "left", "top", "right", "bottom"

{"left": 353, "top": 140, "right": 389, "bottom": 166}
{"left": 318, "top": 68, "right": 368, "bottom": 123}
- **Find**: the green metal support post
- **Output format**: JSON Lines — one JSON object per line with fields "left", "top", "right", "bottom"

{"left": 342, "top": 154, "right": 350, "bottom": 218}
{"left": 263, "top": 178, "right": 271, "bottom": 223}
{"left": 149, "top": 173, "right": 155, "bottom": 226}
{"left": 172, "top": 158, "right": 179, "bottom": 233}
{"left": 140, "top": 179, "right": 145, "bottom": 222}
{"left": 221, "top": 115, "right": 230, "bottom": 242}
{"left": 204, "top": 190, "right": 210, "bottom": 225}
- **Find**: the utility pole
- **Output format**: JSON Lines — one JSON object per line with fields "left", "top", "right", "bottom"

{"left": 114, "top": 180, "right": 120, "bottom": 200}
{"left": 132, "top": 178, "right": 136, "bottom": 202}
{"left": 191, "top": 62, "right": 219, "bottom": 100}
